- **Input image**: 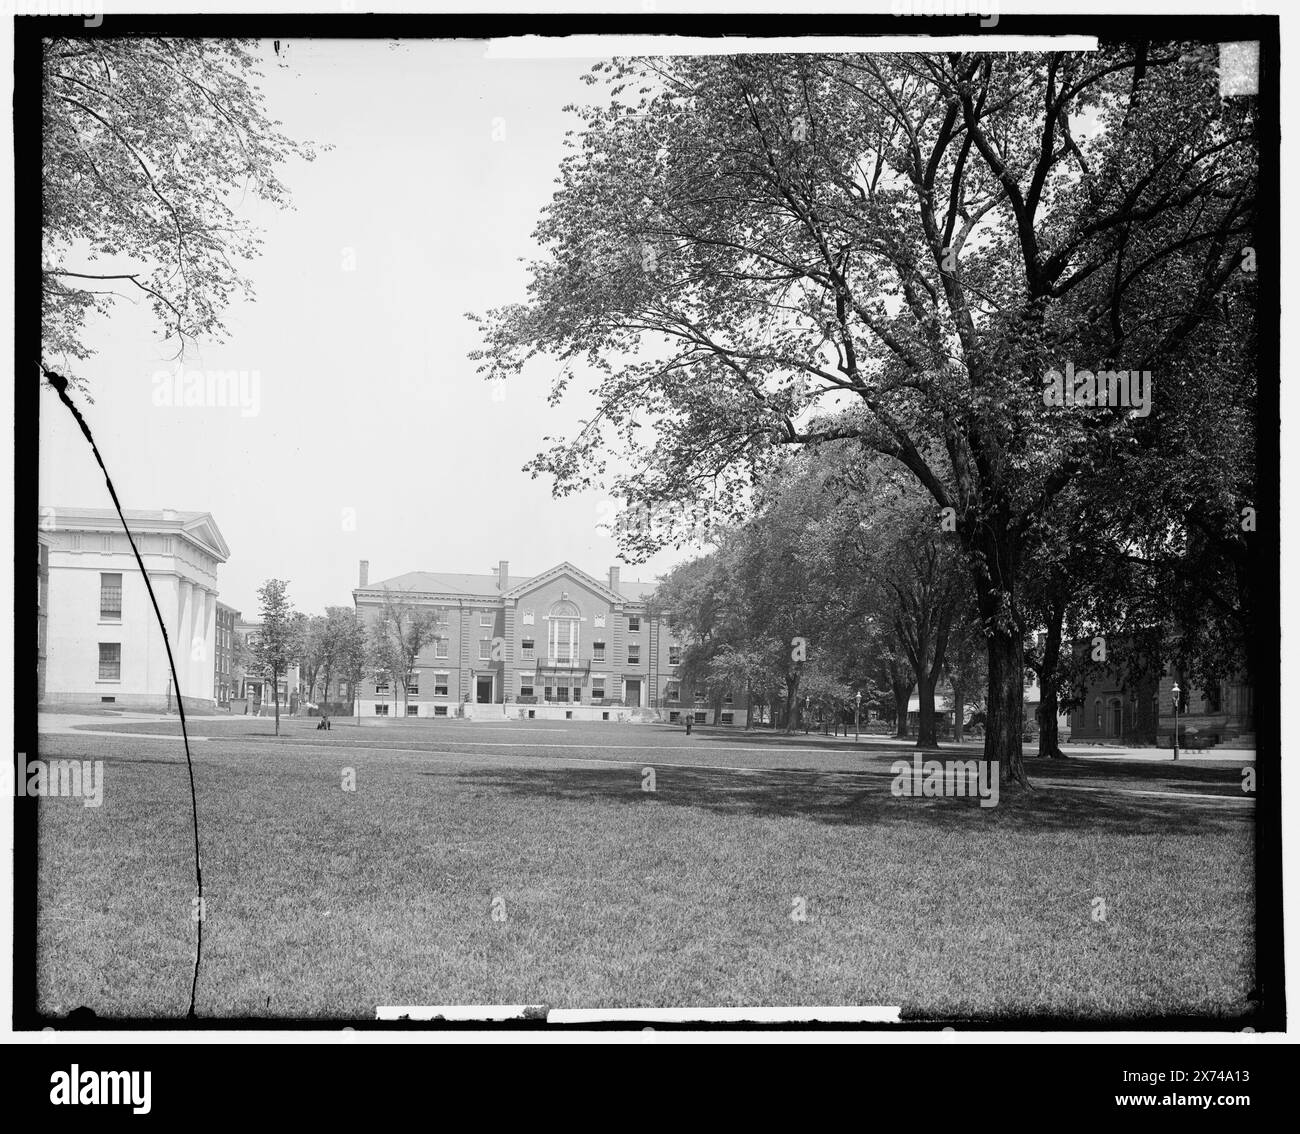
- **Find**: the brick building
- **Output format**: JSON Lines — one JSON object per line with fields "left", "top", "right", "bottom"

{"left": 352, "top": 558, "right": 749, "bottom": 723}
{"left": 214, "top": 601, "right": 240, "bottom": 706}
{"left": 1066, "top": 634, "right": 1254, "bottom": 749}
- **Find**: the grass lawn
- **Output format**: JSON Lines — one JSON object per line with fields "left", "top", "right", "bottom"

{"left": 32, "top": 717, "right": 1256, "bottom": 1021}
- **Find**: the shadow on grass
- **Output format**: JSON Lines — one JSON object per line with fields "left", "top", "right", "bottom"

{"left": 429, "top": 761, "right": 1252, "bottom": 837}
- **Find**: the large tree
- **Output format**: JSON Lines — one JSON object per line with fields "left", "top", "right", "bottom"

{"left": 314, "top": 606, "right": 365, "bottom": 720}
{"left": 369, "top": 594, "right": 440, "bottom": 717}
{"left": 472, "top": 48, "right": 1257, "bottom": 787}
{"left": 252, "top": 579, "right": 300, "bottom": 737}
{"left": 42, "top": 37, "right": 319, "bottom": 391}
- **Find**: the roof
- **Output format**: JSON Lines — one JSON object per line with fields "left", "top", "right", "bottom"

{"left": 41, "top": 506, "right": 230, "bottom": 560}
{"left": 366, "top": 571, "right": 521, "bottom": 596}
{"left": 364, "top": 564, "right": 659, "bottom": 603}
{"left": 618, "top": 579, "right": 657, "bottom": 601}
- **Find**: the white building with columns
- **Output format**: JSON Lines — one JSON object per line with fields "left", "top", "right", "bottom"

{"left": 39, "top": 507, "right": 230, "bottom": 711}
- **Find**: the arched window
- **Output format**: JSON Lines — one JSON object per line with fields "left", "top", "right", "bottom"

{"left": 1094, "top": 698, "right": 1102, "bottom": 730}
{"left": 548, "top": 599, "right": 581, "bottom": 662}
{"left": 1107, "top": 697, "right": 1122, "bottom": 737}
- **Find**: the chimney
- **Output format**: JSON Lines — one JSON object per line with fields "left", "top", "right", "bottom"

{"left": 359, "top": 560, "right": 369, "bottom": 588}
{"left": 498, "top": 559, "right": 509, "bottom": 591}
{"left": 608, "top": 565, "right": 620, "bottom": 593}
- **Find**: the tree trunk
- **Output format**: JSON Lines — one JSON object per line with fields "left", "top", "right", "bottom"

{"left": 1037, "top": 598, "right": 1067, "bottom": 759}
{"left": 952, "top": 680, "right": 965, "bottom": 744}
{"left": 1037, "top": 672, "right": 1064, "bottom": 759}
{"left": 273, "top": 666, "right": 281, "bottom": 736}
{"left": 985, "top": 628, "right": 1028, "bottom": 787}
{"left": 893, "top": 690, "right": 909, "bottom": 737}
{"left": 915, "top": 670, "right": 938, "bottom": 748}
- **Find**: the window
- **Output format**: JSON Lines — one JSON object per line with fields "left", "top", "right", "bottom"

{"left": 100, "top": 573, "right": 122, "bottom": 619}
{"left": 434, "top": 705, "right": 448, "bottom": 717}
{"left": 407, "top": 674, "right": 419, "bottom": 696}
{"left": 694, "top": 711, "right": 707, "bottom": 724}
{"left": 522, "top": 609, "right": 535, "bottom": 625}
{"left": 592, "top": 680, "right": 605, "bottom": 700}
{"left": 544, "top": 685, "right": 553, "bottom": 702}
{"left": 434, "top": 674, "right": 449, "bottom": 697}
{"left": 628, "top": 615, "right": 641, "bottom": 632}
{"left": 520, "top": 681, "right": 534, "bottom": 698}
{"left": 572, "top": 685, "right": 581, "bottom": 703}
{"left": 435, "top": 639, "right": 449, "bottom": 659}
{"left": 480, "top": 612, "right": 494, "bottom": 627}
{"left": 593, "top": 641, "right": 605, "bottom": 661}
{"left": 628, "top": 648, "right": 640, "bottom": 665}
{"left": 406, "top": 704, "right": 420, "bottom": 716}
{"left": 548, "top": 599, "right": 580, "bottom": 662}
{"left": 666, "top": 684, "right": 680, "bottom": 703}
{"left": 724, "top": 691, "right": 733, "bottom": 704}
{"left": 479, "top": 639, "right": 492, "bottom": 660}
{"left": 669, "top": 711, "right": 680, "bottom": 722}
{"left": 98, "top": 642, "right": 121, "bottom": 680}
{"left": 721, "top": 712, "right": 734, "bottom": 725}
{"left": 522, "top": 637, "right": 535, "bottom": 659}
{"left": 669, "top": 645, "right": 681, "bottom": 665}
{"left": 375, "top": 678, "right": 390, "bottom": 694}
{"left": 556, "top": 685, "right": 569, "bottom": 702}
{"left": 695, "top": 689, "right": 706, "bottom": 703}
{"left": 1094, "top": 698, "right": 1102, "bottom": 729}
{"left": 375, "top": 703, "right": 389, "bottom": 716}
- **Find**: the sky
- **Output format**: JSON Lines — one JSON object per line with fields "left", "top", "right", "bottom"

{"left": 38, "top": 38, "right": 700, "bottom": 615}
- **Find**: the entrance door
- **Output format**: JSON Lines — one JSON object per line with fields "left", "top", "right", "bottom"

{"left": 476, "top": 676, "right": 493, "bottom": 704}
{"left": 625, "top": 679, "right": 641, "bottom": 707}
{"left": 1109, "top": 698, "right": 1123, "bottom": 738}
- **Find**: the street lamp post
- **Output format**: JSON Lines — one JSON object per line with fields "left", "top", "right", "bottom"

{"left": 855, "top": 690, "right": 861, "bottom": 743}
{"left": 1171, "top": 681, "right": 1181, "bottom": 761}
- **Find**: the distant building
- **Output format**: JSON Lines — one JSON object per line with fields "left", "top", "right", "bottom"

{"left": 1067, "top": 641, "right": 1253, "bottom": 749}
{"left": 40, "top": 507, "right": 229, "bottom": 711}
{"left": 901, "top": 673, "right": 1070, "bottom": 739}
{"left": 214, "top": 602, "right": 240, "bottom": 706}
{"left": 235, "top": 616, "right": 300, "bottom": 712}
{"left": 352, "top": 558, "right": 746, "bottom": 722}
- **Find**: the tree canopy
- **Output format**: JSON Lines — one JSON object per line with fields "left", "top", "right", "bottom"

{"left": 42, "top": 37, "right": 320, "bottom": 391}
{"left": 473, "top": 47, "right": 1257, "bottom": 784}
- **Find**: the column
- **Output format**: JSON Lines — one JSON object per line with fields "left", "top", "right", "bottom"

{"left": 198, "top": 587, "right": 216, "bottom": 704}
{"left": 175, "top": 579, "right": 194, "bottom": 704}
